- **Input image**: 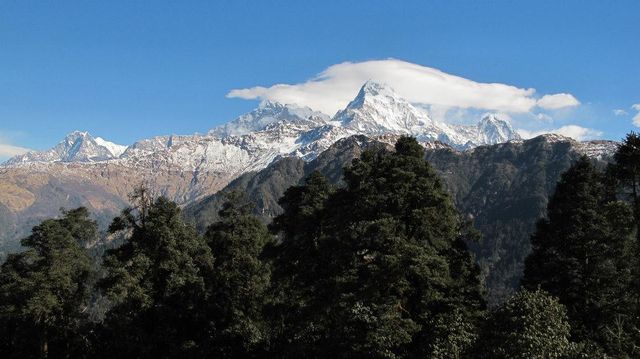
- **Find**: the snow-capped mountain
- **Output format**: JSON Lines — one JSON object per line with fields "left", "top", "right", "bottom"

{"left": 5, "top": 131, "right": 126, "bottom": 165}
{"left": 1, "top": 81, "right": 527, "bottom": 173}
{"left": 95, "top": 136, "right": 127, "bottom": 157}
{"left": 210, "top": 100, "right": 330, "bottom": 137}
{"left": 335, "top": 81, "right": 521, "bottom": 149}
{"left": 336, "top": 81, "right": 433, "bottom": 134}
{"left": 0, "top": 81, "right": 619, "bottom": 260}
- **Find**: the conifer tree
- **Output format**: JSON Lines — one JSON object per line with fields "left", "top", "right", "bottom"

{"left": 477, "top": 289, "right": 571, "bottom": 359}
{"left": 0, "top": 208, "right": 95, "bottom": 359}
{"left": 96, "top": 191, "right": 214, "bottom": 358}
{"left": 611, "top": 132, "right": 640, "bottom": 221}
{"left": 522, "top": 157, "right": 637, "bottom": 355}
{"left": 609, "top": 131, "right": 640, "bottom": 356}
{"left": 269, "top": 137, "right": 485, "bottom": 358}
{"left": 204, "top": 191, "right": 272, "bottom": 357}
{"left": 266, "top": 171, "right": 335, "bottom": 357}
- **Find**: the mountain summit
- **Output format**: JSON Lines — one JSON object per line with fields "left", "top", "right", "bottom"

{"left": 5, "top": 131, "right": 126, "bottom": 165}
{"left": 336, "top": 81, "right": 432, "bottom": 134}
{"left": 335, "top": 81, "right": 520, "bottom": 147}
{"left": 210, "top": 100, "right": 330, "bottom": 137}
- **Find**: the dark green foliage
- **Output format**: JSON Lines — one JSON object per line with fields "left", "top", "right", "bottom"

{"left": 522, "top": 157, "right": 638, "bottom": 355}
{"left": 610, "top": 132, "right": 640, "bottom": 222}
{"left": 268, "top": 136, "right": 485, "bottom": 358}
{"left": 96, "top": 192, "right": 214, "bottom": 358}
{"left": 265, "top": 171, "right": 335, "bottom": 356}
{"left": 0, "top": 207, "right": 95, "bottom": 358}
{"left": 204, "top": 191, "right": 273, "bottom": 357}
{"left": 187, "top": 134, "right": 601, "bottom": 306}
{"left": 4, "top": 134, "right": 638, "bottom": 357}
{"left": 477, "top": 289, "right": 571, "bottom": 359}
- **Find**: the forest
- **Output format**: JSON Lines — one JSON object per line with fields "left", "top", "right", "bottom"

{"left": 1, "top": 134, "right": 640, "bottom": 359}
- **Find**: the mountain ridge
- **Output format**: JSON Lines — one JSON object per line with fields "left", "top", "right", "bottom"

{"left": 3, "top": 81, "right": 522, "bottom": 171}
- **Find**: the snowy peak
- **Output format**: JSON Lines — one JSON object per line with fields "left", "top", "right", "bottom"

{"left": 3, "top": 81, "right": 526, "bottom": 169}
{"left": 475, "top": 114, "right": 521, "bottom": 144}
{"left": 4, "top": 131, "right": 126, "bottom": 165}
{"left": 335, "top": 81, "right": 432, "bottom": 134}
{"left": 95, "top": 136, "right": 127, "bottom": 157}
{"left": 210, "top": 100, "right": 330, "bottom": 137}
{"left": 349, "top": 80, "right": 402, "bottom": 108}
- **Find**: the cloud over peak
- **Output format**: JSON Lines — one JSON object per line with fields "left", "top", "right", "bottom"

{"left": 228, "top": 59, "right": 580, "bottom": 116}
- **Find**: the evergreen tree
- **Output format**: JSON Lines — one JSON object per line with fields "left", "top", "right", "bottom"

{"left": 522, "top": 157, "right": 637, "bottom": 355}
{"left": 96, "top": 190, "right": 214, "bottom": 358}
{"left": 265, "top": 171, "right": 335, "bottom": 357}
{"left": 609, "top": 131, "right": 640, "bottom": 356}
{"left": 0, "top": 208, "right": 95, "bottom": 359}
{"left": 269, "top": 137, "right": 485, "bottom": 358}
{"left": 611, "top": 132, "right": 640, "bottom": 221}
{"left": 477, "top": 289, "right": 571, "bottom": 359}
{"left": 203, "top": 191, "right": 272, "bottom": 357}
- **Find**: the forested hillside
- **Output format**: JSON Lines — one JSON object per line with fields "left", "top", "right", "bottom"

{"left": 185, "top": 134, "right": 612, "bottom": 304}
{"left": 2, "top": 135, "right": 638, "bottom": 358}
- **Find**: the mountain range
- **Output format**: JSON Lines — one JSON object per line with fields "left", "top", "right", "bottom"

{"left": 0, "top": 82, "right": 618, "bottom": 295}
{"left": 6, "top": 81, "right": 521, "bottom": 169}
{"left": 0, "top": 82, "right": 522, "bottom": 238}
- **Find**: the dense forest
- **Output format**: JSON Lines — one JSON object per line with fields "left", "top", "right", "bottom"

{"left": 1, "top": 134, "right": 639, "bottom": 358}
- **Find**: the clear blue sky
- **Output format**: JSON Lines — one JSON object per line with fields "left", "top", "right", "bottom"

{"left": 1, "top": 0, "right": 638, "bottom": 156}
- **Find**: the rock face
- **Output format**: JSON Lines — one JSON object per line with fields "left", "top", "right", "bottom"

{"left": 0, "top": 82, "right": 609, "bottom": 257}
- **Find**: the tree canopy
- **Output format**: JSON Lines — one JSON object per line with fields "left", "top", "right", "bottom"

{"left": 268, "top": 136, "right": 485, "bottom": 358}
{"left": 0, "top": 207, "right": 95, "bottom": 359}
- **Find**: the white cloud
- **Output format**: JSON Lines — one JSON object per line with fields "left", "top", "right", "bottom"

{"left": 554, "top": 125, "right": 602, "bottom": 140}
{"left": 0, "top": 142, "right": 30, "bottom": 158}
{"left": 632, "top": 104, "right": 640, "bottom": 127}
{"left": 228, "top": 59, "right": 579, "bottom": 115}
{"left": 536, "top": 93, "right": 580, "bottom": 110}
{"left": 613, "top": 109, "right": 628, "bottom": 116}
{"left": 518, "top": 125, "right": 602, "bottom": 141}
{"left": 633, "top": 114, "right": 640, "bottom": 127}
{"left": 535, "top": 113, "right": 553, "bottom": 122}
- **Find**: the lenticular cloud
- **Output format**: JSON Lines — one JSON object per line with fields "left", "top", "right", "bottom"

{"left": 228, "top": 59, "right": 578, "bottom": 115}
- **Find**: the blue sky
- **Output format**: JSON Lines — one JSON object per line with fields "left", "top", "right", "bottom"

{"left": 1, "top": 0, "right": 638, "bottom": 159}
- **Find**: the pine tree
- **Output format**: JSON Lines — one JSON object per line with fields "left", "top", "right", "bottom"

{"left": 609, "top": 131, "right": 640, "bottom": 356}
{"left": 269, "top": 137, "right": 485, "bottom": 358}
{"left": 477, "top": 289, "right": 571, "bottom": 359}
{"left": 96, "top": 192, "right": 214, "bottom": 358}
{"left": 266, "top": 171, "right": 335, "bottom": 357}
{"left": 611, "top": 132, "right": 640, "bottom": 221}
{"left": 522, "top": 157, "right": 637, "bottom": 354}
{"left": 203, "top": 191, "right": 272, "bottom": 357}
{"left": 0, "top": 208, "right": 95, "bottom": 359}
